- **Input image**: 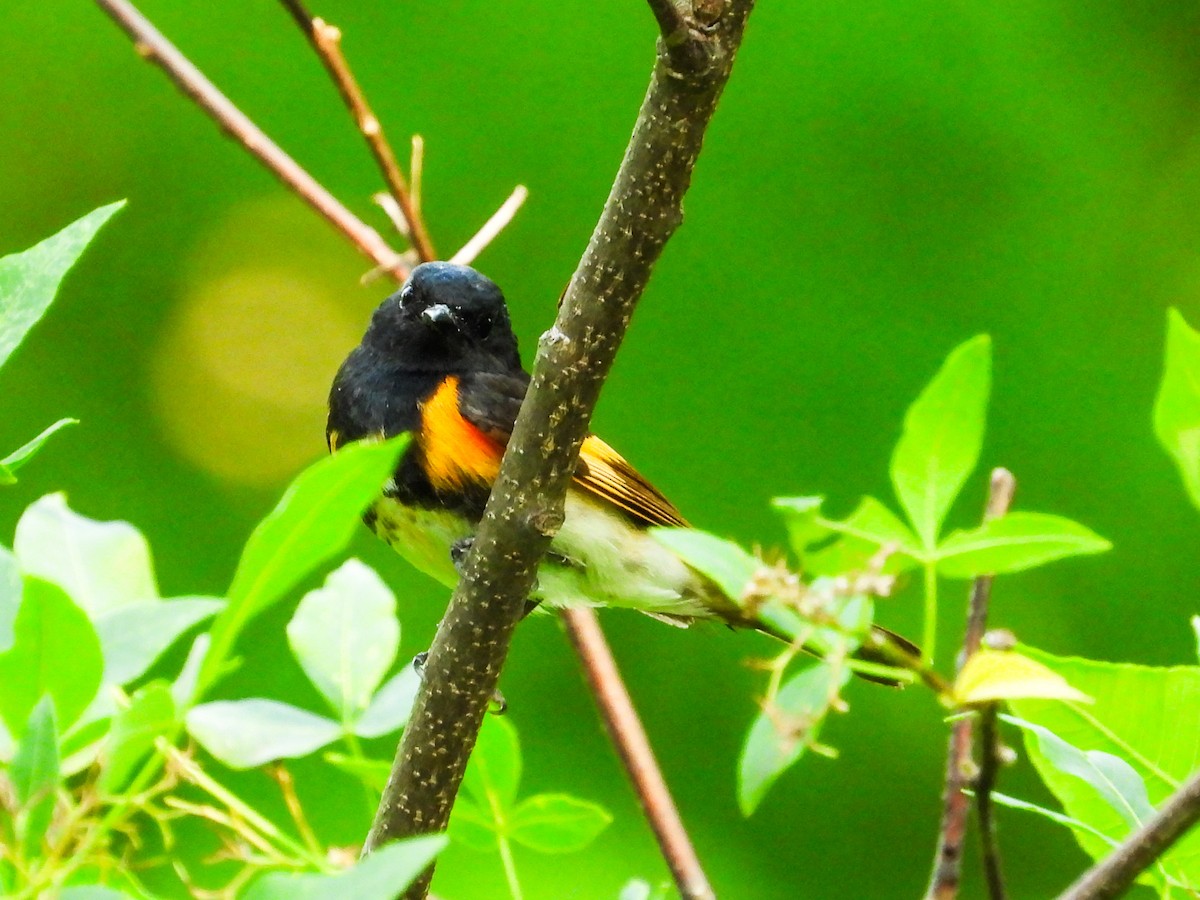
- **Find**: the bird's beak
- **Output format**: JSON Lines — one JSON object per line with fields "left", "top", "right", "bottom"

{"left": 420, "top": 303, "right": 456, "bottom": 327}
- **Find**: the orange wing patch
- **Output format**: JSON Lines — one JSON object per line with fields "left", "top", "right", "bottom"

{"left": 574, "top": 435, "right": 689, "bottom": 527}
{"left": 419, "top": 376, "right": 504, "bottom": 491}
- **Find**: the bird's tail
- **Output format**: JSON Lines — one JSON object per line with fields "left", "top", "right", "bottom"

{"left": 753, "top": 617, "right": 921, "bottom": 688}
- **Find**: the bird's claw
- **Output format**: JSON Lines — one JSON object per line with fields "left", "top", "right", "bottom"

{"left": 450, "top": 536, "right": 475, "bottom": 575}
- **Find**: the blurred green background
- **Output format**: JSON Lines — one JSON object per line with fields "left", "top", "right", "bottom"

{"left": 5, "top": 1, "right": 1200, "bottom": 897}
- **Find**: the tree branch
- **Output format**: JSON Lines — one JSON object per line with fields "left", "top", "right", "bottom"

{"left": 563, "top": 608, "right": 715, "bottom": 900}
{"left": 927, "top": 468, "right": 1016, "bottom": 900}
{"left": 1059, "top": 766, "right": 1200, "bottom": 899}
{"left": 92, "top": 0, "right": 409, "bottom": 280}
{"left": 276, "top": 0, "right": 438, "bottom": 262}
{"left": 362, "top": 2, "right": 756, "bottom": 895}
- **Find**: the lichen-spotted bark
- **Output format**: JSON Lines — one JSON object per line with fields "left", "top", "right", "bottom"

{"left": 364, "top": 4, "right": 757, "bottom": 895}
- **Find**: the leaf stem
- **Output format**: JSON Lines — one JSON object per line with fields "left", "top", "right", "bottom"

{"left": 923, "top": 562, "right": 939, "bottom": 665}
{"left": 497, "top": 832, "right": 524, "bottom": 900}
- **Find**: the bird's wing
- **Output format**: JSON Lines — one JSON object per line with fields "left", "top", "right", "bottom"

{"left": 457, "top": 371, "right": 689, "bottom": 528}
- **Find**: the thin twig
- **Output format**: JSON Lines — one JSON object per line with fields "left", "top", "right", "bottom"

{"left": 645, "top": 0, "right": 710, "bottom": 71}
{"left": 363, "top": 3, "right": 755, "bottom": 895}
{"left": 1059, "top": 766, "right": 1200, "bottom": 899}
{"left": 450, "top": 186, "right": 530, "bottom": 266}
{"left": 92, "top": 0, "right": 408, "bottom": 280}
{"left": 976, "top": 704, "right": 1006, "bottom": 899}
{"left": 563, "top": 608, "right": 715, "bottom": 900}
{"left": 276, "top": 0, "right": 438, "bottom": 262}
{"left": 927, "top": 468, "right": 1016, "bottom": 900}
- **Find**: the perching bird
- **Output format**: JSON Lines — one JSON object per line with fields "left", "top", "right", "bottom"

{"left": 327, "top": 262, "right": 913, "bottom": 679}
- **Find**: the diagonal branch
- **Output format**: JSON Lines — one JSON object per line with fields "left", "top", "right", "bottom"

{"left": 1058, "top": 765, "right": 1200, "bottom": 899}
{"left": 276, "top": 0, "right": 438, "bottom": 262}
{"left": 563, "top": 608, "right": 715, "bottom": 900}
{"left": 927, "top": 468, "right": 1016, "bottom": 900}
{"left": 363, "top": 2, "right": 756, "bottom": 896}
{"left": 92, "top": 0, "right": 409, "bottom": 280}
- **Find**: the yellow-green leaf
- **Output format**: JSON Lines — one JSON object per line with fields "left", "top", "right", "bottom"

{"left": 954, "top": 650, "right": 1091, "bottom": 705}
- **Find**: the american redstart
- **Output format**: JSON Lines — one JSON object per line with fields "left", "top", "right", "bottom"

{"left": 327, "top": 262, "right": 914, "bottom": 682}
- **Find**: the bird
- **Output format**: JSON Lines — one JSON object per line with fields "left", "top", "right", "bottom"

{"left": 326, "top": 261, "right": 915, "bottom": 681}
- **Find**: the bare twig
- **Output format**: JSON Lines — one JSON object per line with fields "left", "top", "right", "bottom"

{"left": 976, "top": 704, "right": 1006, "bottom": 899}
{"left": 450, "top": 187, "right": 530, "bottom": 266}
{"left": 92, "top": 0, "right": 408, "bottom": 280}
{"left": 363, "top": 3, "right": 755, "bottom": 895}
{"left": 646, "top": 0, "right": 711, "bottom": 71}
{"left": 927, "top": 468, "right": 1016, "bottom": 900}
{"left": 277, "top": 0, "right": 438, "bottom": 262}
{"left": 563, "top": 608, "right": 715, "bottom": 900}
{"left": 1059, "top": 767, "right": 1200, "bottom": 899}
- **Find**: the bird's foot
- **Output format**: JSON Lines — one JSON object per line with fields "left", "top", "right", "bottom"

{"left": 450, "top": 536, "right": 475, "bottom": 575}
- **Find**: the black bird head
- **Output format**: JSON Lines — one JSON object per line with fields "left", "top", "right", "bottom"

{"left": 362, "top": 262, "right": 521, "bottom": 373}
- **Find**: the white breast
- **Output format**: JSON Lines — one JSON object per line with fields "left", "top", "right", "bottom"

{"left": 369, "top": 493, "right": 717, "bottom": 620}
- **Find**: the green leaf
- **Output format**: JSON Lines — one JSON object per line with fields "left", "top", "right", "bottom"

{"left": 805, "top": 496, "right": 921, "bottom": 576}
{"left": 448, "top": 795, "right": 501, "bottom": 852}
{"left": 195, "top": 436, "right": 409, "bottom": 700}
{"left": 243, "top": 834, "right": 447, "bottom": 900}
{"left": 11, "top": 696, "right": 60, "bottom": 856}
{"left": 100, "top": 682, "right": 176, "bottom": 793}
{"left": 889, "top": 334, "right": 991, "bottom": 547}
{"left": 771, "top": 496, "right": 831, "bottom": 557}
{"left": 57, "top": 888, "right": 139, "bottom": 900}
{"left": 1010, "top": 648, "right": 1200, "bottom": 888}
{"left": 94, "top": 597, "right": 224, "bottom": 686}
{"left": 989, "top": 791, "right": 1118, "bottom": 848}
{"left": 354, "top": 665, "right": 420, "bottom": 739}
{"left": 324, "top": 752, "right": 392, "bottom": 792}
{"left": 508, "top": 794, "right": 612, "bottom": 853}
{"left": 185, "top": 699, "right": 340, "bottom": 769}
{"left": 0, "top": 577, "right": 103, "bottom": 734}
{"left": 0, "top": 418, "right": 78, "bottom": 485}
{"left": 0, "top": 544, "right": 21, "bottom": 652}
{"left": 171, "top": 634, "right": 209, "bottom": 709}
{"left": 0, "top": 201, "right": 125, "bottom": 372}
{"left": 954, "top": 650, "right": 1091, "bottom": 704}
{"left": 648, "top": 528, "right": 758, "bottom": 602}
{"left": 1003, "top": 716, "right": 1156, "bottom": 834}
{"left": 287, "top": 560, "right": 399, "bottom": 721}
{"left": 935, "top": 512, "right": 1110, "bottom": 578}
{"left": 14, "top": 493, "right": 159, "bottom": 617}
{"left": 462, "top": 716, "right": 522, "bottom": 812}
{"left": 738, "top": 662, "right": 851, "bottom": 816}
{"left": 1155, "top": 308, "right": 1200, "bottom": 511}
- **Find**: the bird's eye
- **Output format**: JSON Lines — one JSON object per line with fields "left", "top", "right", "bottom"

{"left": 475, "top": 315, "right": 493, "bottom": 338}
{"left": 397, "top": 285, "right": 414, "bottom": 308}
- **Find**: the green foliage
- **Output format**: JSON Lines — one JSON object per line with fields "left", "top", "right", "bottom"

{"left": 10, "top": 698, "right": 59, "bottom": 858}
{"left": 242, "top": 835, "right": 448, "bottom": 900}
{"left": 1007, "top": 649, "right": 1200, "bottom": 890}
{"left": 889, "top": 334, "right": 991, "bottom": 549}
{"left": 952, "top": 650, "right": 1090, "bottom": 704}
{"left": 0, "top": 577, "right": 102, "bottom": 735}
{"left": 738, "top": 663, "right": 851, "bottom": 816}
{"left": 286, "top": 560, "right": 400, "bottom": 724}
{"left": 0, "top": 202, "right": 124, "bottom": 482}
{"left": 648, "top": 527, "right": 760, "bottom": 600}
{"left": 195, "top": 434, "right": 409, "bottom": 700}
{"left": 186, "top": 699, "right": 342, "bottom": 770}
{"left": 0, "top": 201, "right": 125, "bottom": 370}
{"left": 450, "top": 718, "right": 611, "bottom": 895}
{"left": 0, "top": 419, "right": 77, "bottom": 486}
{"left": 1155, "top": 308, "right": 1200, "bottom": 511}
{"left": 100, "top": 682, "right": 175, "bottom": 794}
